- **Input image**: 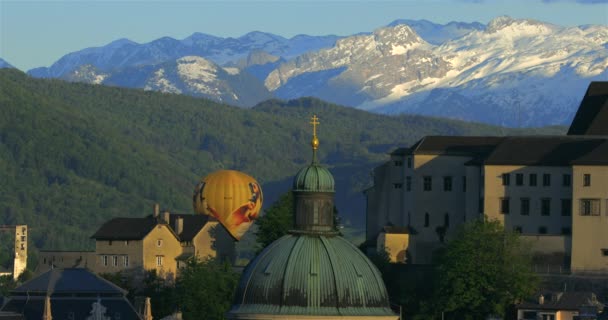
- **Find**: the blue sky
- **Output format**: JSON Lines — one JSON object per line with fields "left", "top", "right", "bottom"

{"left": 1, "top": 0, "right": 607, "bottom": 71}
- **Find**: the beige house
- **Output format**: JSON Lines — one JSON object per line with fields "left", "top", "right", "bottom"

{"left": 38, "top": 204, "right": 235, "bottom": 277}
{"left": 516, "top": 291, "right": 603, "bottom": 320}
{"left": 365, "top": 81, "right": 608, "bottom": 272}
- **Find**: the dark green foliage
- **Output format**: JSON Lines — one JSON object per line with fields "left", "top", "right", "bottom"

{"left": 254, "top": 191, "right": 294, "bottom": 251}
{"left": 370, "top": 219, "right": 538, "bottom": 319}
{"left": 0, "top": 69, "right": 565, "bottom": 267}
{"left": 176, "top": 259, "right": 239, "bottom": 320}
{"left": 0, "top": 275, "right": 16, "bottom": 297}
{"left": 428, "top": 218, "right": 539, "bottom": 319}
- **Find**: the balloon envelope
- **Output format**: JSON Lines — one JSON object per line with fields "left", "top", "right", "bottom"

{"left": 193, "top": 170, "right": 263, "bottom": 241}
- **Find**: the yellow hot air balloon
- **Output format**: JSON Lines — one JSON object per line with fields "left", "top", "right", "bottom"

{"left": 193, "top": 170, "right": 263, "bottom": 241}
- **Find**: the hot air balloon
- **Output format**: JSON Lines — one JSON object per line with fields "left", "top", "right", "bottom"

{"left": 193, "top": 170, "right": 263, "bottom": 241}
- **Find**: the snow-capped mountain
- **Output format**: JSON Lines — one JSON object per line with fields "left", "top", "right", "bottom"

{"left": 66, "top": 56, "right": 272, "bottom": 107}
{"left": 27, "top": 32, "right": 340, "bottom": 79}
{"left": 387, "top": 19, "right": 485, "bottom": 44}
{"left": 267, "top": 16, "right": 608, "bottom": 126}
{"left": 0, "top": 58, "right": 15, "bottom": 69}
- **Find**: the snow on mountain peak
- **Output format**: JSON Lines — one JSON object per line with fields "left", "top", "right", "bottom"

{"left": 177, "top": 56, "right": 218, "bottom": 82}
{"left": 486, "top": 16, "right": 555, "bottom": 36}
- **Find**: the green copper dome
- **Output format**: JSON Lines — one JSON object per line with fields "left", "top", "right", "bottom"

{"left": 292, "top": 163, "right": 335, "bottom": 193}
{"left": 228, "top": 234, "right": 395, "bottom": 318}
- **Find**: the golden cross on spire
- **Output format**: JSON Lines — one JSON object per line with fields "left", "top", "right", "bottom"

{"left": 310, "top": 115, "right": 320, "bottom": 137}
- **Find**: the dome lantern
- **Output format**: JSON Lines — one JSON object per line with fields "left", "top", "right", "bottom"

{"left": 292, "top": 115, "right": 336, "bottom": 234}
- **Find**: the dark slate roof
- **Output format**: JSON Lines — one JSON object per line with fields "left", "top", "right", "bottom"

{"left": 568, "top": 82, "right": 608, "bottom": 136}
{"left": 91, "top": 216, "right": 157, "bottom": 240}
{"left": 517, "top": 292, "right": 602, "bottom": 311}
{"left": 383, "top": 226, "right": 413, "bottom": 234}
{"left": 91, "top": 213, "right": 208, "bottom": 241}
{"left": 410, "top": 136, "right": 504, "bottom": 156}
{"left": 1, "top": 298, "right": 140, "bottom": 320}
{"left": 389, "top": 147, "right": 409, "bottom": 156}
{"left": 167, "top": 213, "right": 209, "bottom": 241}
{"left": 11, "top": 268, "right": 125, "bottom": 295}
{"left": 484, "top": 136, "right": 608, "bottom": 166}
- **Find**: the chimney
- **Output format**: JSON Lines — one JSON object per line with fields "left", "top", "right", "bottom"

{"left": 153, "top": 203, "right": 160, "bottom": 218}
{"left": 174, "top": 217, "right": 183, "bottom": 235}
{"left": 162, "top": 211, "right": 170, "bottom": 224}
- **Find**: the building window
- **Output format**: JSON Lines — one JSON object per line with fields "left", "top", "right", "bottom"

{"left": 108, "top": 240, "right": 112, "bottom": 246}
{"left": 580, "top": 199, "right": 600, "bottom": 216}
{"left": 516, "top": 173, "right": 524, "bottom": 186}
{"left": 583, "top": 174, "right": 591, "bottom": 186}
{"left": 500, "top": 198, "right": 510, "bottom": 214}
{"left": 113, "top": 256, "right": 118, "bottom": 267}
{"left": 541, "top": 198, "right": 551, "bottom": 216}
{"left": 443, "top": 176, "right": 452, "bottom": 192}
{"left": 514, "top": 226, "right": 523, "bottom": 233}
{"left": 444, "top": 213, "right": 450, "bottom": 227}
{"left": 424, "top": 213, "right": 430, "bottom": 227}
{"left": 124, "top": 241, "right": 129, "bottom": 246}
{"left": 529, "top": 173, "right": 537, "bottom": 186}
{"left": 462, "top": 176, "right": 466, "bottom": 192}
{"left": 124, "top": 256, "right": 129, "bottom": 267}
{"left": 156, "top": 255, "right": 164, "bottom": 267}
{"left": 157, "top": 239, "right": 163, "bottom": 247}
{"left": 543, "top": 174, "right": 551, "bottom": 187}
{"left": 423, "top": 176, "right": 432, "bottom": 191}
{"left": 561, "top": 228, "right": 571, "bottom": 235}
{"left": 407, "top": 157, "right": 412, "bottom": 168}
{"left": 538, "top": 226, "right": 547, "bottom": 234}
{"left": 520, "top": 198, "right": 530, "bottom": 216}
{"left": 393, "top": 183, "right": 403, "bottom": 189}
{"left": 479, "top": 198, "right": 484, "bottom": 214}
{"left": 394, "top": 160, "right": 403, "bottom": 167}
{"left": 562, "top": 174, "right": 571, "bottom": 186}
{"left": 502, "top": 173, "right": 510, "bottom": 186}
{"left": 561, "top": 199, "right": 572, "bottom": 216}
{"left": 406, "top": 176, "right": 412, "bottom": 191}
{"left": 602, "top": 249, "right": 608, "bottom": 257}
{"left": 102, "top": 255, "right": 108, "bottom": 267}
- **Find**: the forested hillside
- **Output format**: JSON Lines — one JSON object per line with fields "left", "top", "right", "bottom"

{"left": 0, "top": 69, "right": 564, "bottom": 268}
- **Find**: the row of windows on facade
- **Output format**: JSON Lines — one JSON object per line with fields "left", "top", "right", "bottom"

{"left": 394, "top": 176, "right": 466, "bottom": 192}
{"left": 499, "top": 198, "right": 608, "bottom": 216}
{"left": 501, "top": 173, "right": 592, "bottom": 187}
{"left": 99, "top": 255, "right": 165, "bottom": 267}
{"left": 512, "top": 225, "right": 571, "bottom": 235}
{"left": 499, "top": 198, "right": 572, "bottom": 216}
{"left": 106, "top": 239, "right": 165, "bottom": 246}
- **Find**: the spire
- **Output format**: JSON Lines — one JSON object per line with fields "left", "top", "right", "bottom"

{"left": 143, "top": 297, "right": 153, "bottom": 320}
{"left": 310, "top": 115, "right": 320, "bottom": 164}
{"left": 43, "top": 295, "right": 52, "bottom": 320}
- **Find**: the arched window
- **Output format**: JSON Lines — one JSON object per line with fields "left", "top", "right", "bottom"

{"left": 424, "top": 213, "right": 430, "bottom": 227}
{"left": 444, "top": 213, "right": 450, "bottom": 228}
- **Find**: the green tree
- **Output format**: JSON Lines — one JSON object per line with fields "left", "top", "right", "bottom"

{"left": 176, "top": 258, "right": 239, "bottom": 320}
{"left": 254, "top": 191, "right": 294, "bottom": 250}
{"left": 429, "top": 218, "right": 538, "bottom": 320}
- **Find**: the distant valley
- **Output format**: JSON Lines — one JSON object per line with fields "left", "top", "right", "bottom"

{"left": 3, "top": 16, "right": 605, "bottom": 127}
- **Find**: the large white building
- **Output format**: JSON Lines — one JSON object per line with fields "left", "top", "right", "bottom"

{"left": 365, "top": 82, "right": 608, "bottom": 274}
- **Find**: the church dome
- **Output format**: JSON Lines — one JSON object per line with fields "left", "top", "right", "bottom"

{"left": 228, "top": 234, "right": 395, "bottom": 318}
{"left": 292, "top": 163, "right": 335, "bottom": 193}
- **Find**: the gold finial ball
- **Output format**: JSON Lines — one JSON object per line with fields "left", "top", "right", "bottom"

{"left": 312, "top": 137, "right": 319, "bottom": 150}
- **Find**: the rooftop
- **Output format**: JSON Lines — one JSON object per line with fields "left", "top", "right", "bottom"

{"left": 567, "top": 82, "right": 608, "bottom": 136}
{"left": 91, "top": 213, "right": 208, "bottom": 241}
